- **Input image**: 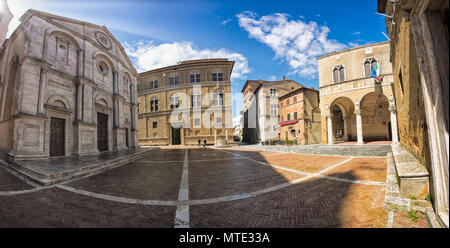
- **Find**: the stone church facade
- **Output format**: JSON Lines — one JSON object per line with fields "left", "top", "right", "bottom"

{"left": 0, "top": 9, "right": 139, "bottom": 160}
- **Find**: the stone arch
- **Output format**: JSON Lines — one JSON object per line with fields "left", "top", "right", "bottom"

{"left": 2, "top": 56, "right": 21, "bottom": 119}
{"left": 46, "top": 94, "right": 72, "bottom": 110}
{"left": 94, "top": 94, "right": 112, "bottom": 108}
{"left": 45, "top": 30, "right": 81, "bottom": 75}
{"left": 47, "top": 29, "right": 81, "bottom": 50}
{"left": 329, "top": 97, "right": 355, "bottom": 142}
{"left": 359, "top": 92, "right": 391, "bottom": 141}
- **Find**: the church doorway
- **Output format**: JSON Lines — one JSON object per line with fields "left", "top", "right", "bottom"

{"left": 97, "top": 113, "right": 108, "bottom": 152}
{"left": 49, "top": 117, "right": 65, "bottom": 157}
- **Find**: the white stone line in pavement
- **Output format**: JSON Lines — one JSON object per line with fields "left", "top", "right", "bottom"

{"left": 56, "top": 184, "right": 179, "bottom": 205}
{"left": 48, "top": 148, "right": 383, "bottom": 207}
{"left": 174, "top": 150, "right": 190, "bottom": 228}
{"left": 233, "top": 146, "right": 388, "bottom": 158}
{"left": 136, "top": 153, "right": 282, "bottom": 163}
{"left": 216, "top": 148, "right": 386, "bottom": 186}
{"left": 387, "top": 211, "right": 395, "bottom": 228}
{"left": 0, "top": 186, "right": 50, "bottom": 196}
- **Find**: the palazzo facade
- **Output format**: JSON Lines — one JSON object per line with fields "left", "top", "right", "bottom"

{"left": 318, "top": 41, "right": 398, "bottom": 145}
{"left": 137, "top": 59, "right": 234, "bottom": 146}
{"left": 0, "top": 9, "right": 139, "bottom": 160}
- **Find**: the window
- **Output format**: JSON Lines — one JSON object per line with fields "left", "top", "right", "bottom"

{"left": 270, "top": 104, "right": 277, "bottom": 116}
{"left": 194, "top": 118, "right": 201, "bottom": 127}
{"left": 170, "top": 95, "right": 179, "bottom": 109}
{"left": 169, "top": 76, "right": 179, "bottom": 86}
{"left": 287, "top": 99, "right": 290, "bottom": 105}
{"left": 293, "top": 112, "right": 298, "bottom": 119}
{"left": 150, "top": 96, "right": 158, "bottom": 112}
{"left": 270, "top": 88, "right": 277, "bottom": 97}
{"left": 333, "top": 65, "right": 345, "bottom": 83}
{"left": 281, "top": 115, "right": 284, "bottom": 122}
{"left": 280, "top": 101, "right": 284, "bottom": 108}
{"left": 192, "top": 93, "right": 201, "bottom": 108}
{"left": 214, "top": 91, "right": 224, "bottom": 106}
{"left": 364, "top": 58, "right": 378, "bottom": 77}
{"left": 213, "top": 72, "right": 223, "bottom": 81}
{"left": 153, "top": 122, "right": 157, "bottom": 128}
{"left": 293, "top": 96, "right": 297, "bottom": 103}
{"left": 150, "top": 80, "right": 158, "bottom": 89}
{"left": 273, "top": 126, "right": 277, "bottom": 131}
{"left": 190, "top": 73, "right": 200, "bottom": 83}
{"left": 287, "top": 114, "right": 290, "bottom": 121}
{"left": 216, "top": 117, "right": 222, "bottom": 124}
{"left": 98, "top": 61, "right": 109, "bottom": 75}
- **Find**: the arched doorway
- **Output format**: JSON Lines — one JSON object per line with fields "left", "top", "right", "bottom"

{"left": 330, "top": 97, "right": 355, "bottom": 143}
{"left": 360, "top": 93, "right": 391, "bottom": 141}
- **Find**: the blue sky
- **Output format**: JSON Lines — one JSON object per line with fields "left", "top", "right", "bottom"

{"left": 6, "top": 0, "right": 388, "bottom": 121}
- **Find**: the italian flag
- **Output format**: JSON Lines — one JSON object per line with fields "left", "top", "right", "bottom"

{"left": 371, "top": 63, "right": 381, "bottom": 81}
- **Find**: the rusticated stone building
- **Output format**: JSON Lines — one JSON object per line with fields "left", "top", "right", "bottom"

{"left": 278, "top": 87, "right": 321, "bottom": 145}
{"left": 0, "top": 9, "right": 139, "bottom": 160}
{"left": 137, "top": 59, "right": 234, "bottom": 146}
{"left": 378, "top": 0, "right": 448, "bottom": 227}
{"left": 241, "top": 77, "right": 304, "bottom": 144}
{"left": 318, "top": 42, "right": 398, "bottom": 145}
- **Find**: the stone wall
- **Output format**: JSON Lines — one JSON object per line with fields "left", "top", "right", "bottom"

{"left": 391, "top": 17, "right": 431, "bottom": 168}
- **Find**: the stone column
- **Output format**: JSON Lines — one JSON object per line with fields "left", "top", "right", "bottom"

{"left": 327, "top": 114, "right": 333, "bottom": 145}
{"left": 37, "top": 64, "right": 49, "bottom": 116}
{"left": 355, "top": 109, "right": 363, "bottom": 145}
{"left": 389, "top": 106, "right": 399, "bottom": 143}
{"left": 343, "top": 115, "right": 349, "bottom": 142}
{"left": 77, "top": 49, "right": 84, "bottom": 78}
{"left": 75, "top": 80, "right": 83, "bottom": 121}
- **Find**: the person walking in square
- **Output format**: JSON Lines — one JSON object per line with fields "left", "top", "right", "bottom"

{"left": 203, "top": 139, "right": 207, "bottom": 148}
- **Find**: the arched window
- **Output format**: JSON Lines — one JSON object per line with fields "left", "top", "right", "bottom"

{"left": 333, "top": 65, "right": 345, "bottom": 83}
{"left": 364, "top": 58, "right": 378, "bottom": 77}
{"left": 213, "top": 91, "right": 224, "bottom": 106}
{"left": 150, "top": 96, "right": 158, "bottom": 112}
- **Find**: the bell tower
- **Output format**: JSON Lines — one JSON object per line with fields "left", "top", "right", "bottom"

{"left": 0, "top": 0, "right": 13, "bottom": 45}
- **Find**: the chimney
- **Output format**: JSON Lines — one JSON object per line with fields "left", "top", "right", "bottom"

{"left": 282, "top": 76, "right": 286, "bottom": 81}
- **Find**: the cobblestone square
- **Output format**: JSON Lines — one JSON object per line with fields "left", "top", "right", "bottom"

{"left": 0, "top": 146, "right": 429, "bottom": 228}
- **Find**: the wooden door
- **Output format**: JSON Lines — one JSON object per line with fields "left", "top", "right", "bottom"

{"left": 172, "top": 128, "right": 181, "bottom": 145}
{"left": 125, "top": 128, "right": 129, "bottom": 148}
{"left": 50, "top": 117, "right": 65, "bottom": 157}
{"left": 97, "top": 113, "right": 108, "bottom": 152}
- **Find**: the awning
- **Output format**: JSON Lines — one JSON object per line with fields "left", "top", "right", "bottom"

{"left": 280, "top": 120, "right": 298, "bottom": 126}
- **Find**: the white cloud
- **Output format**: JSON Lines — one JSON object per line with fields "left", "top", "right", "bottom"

{"left": 222, "top": 18, "right": 233, "bottom": 25}
{"left": 353, "top": 31, "right": 361, "bottom": 36}
{"left": 124, "top": 41, "right": 250, "bottom": 80}
{"left": 236, "top": 12, "right": 347, "bottom": 78}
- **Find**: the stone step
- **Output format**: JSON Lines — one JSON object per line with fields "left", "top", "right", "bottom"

{"left": 391, "top": 144, "right": 429, "bottom": 199}
{"left": 4, "top": 149, "right": 155, "bottom": 186}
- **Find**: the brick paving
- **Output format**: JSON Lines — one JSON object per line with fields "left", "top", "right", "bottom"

{"left": 0, "top": 188, "right": 175, "bottom": 227}
{"left": 0, "top": 146, "right": 429, "bottom": 228}
{"left": 324, "top": 158, "right": 387, "bottom": 182}
{"left": 0, "top": 166, "right": 34, "bottom": 192}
